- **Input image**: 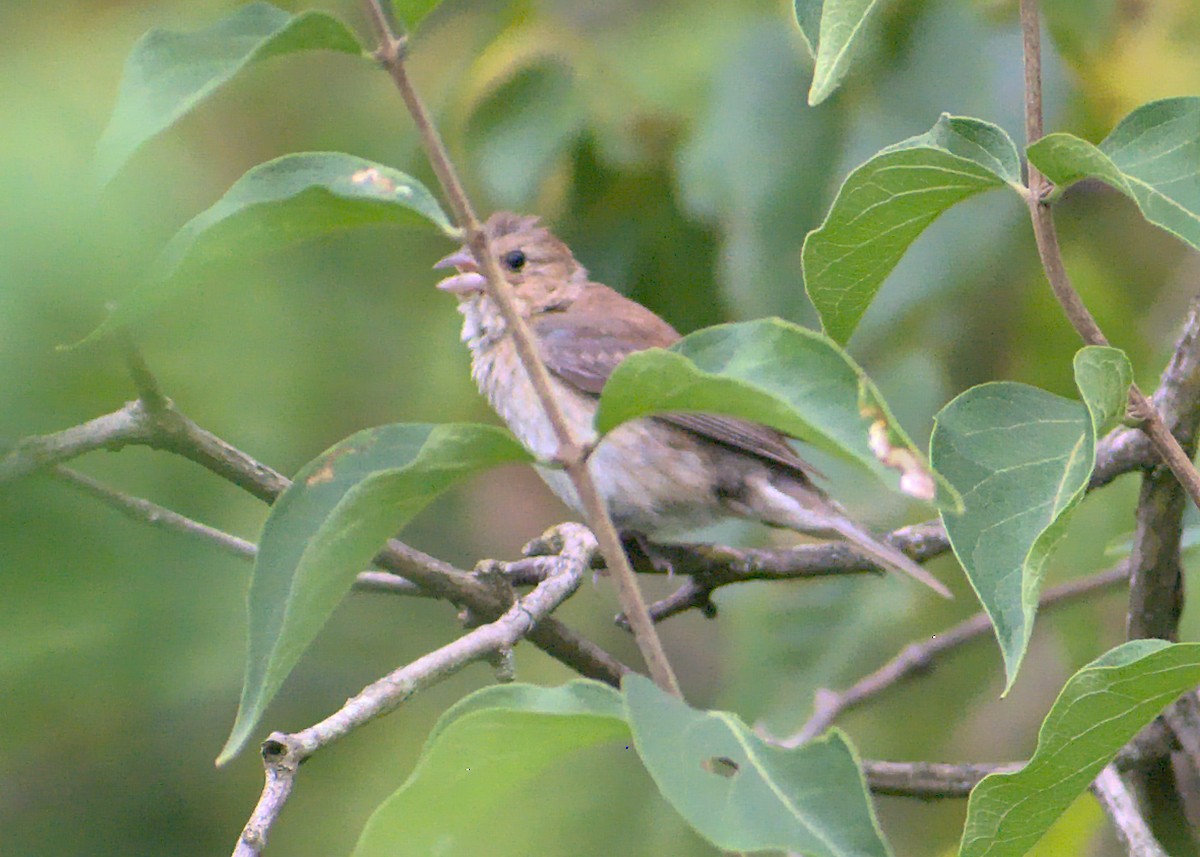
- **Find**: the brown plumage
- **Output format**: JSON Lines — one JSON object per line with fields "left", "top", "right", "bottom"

{"left": 434, "top": 211, "right": 949, "bottom": 597}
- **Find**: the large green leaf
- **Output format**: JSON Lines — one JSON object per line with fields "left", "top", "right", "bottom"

{"left": 217, "top": 423, "right": 530, "bottom": 764}
{"left": 803, "top": 115, "right": 1023, "bottom": 344}
{"left": 625, "top": 674, "right": 890, "bottom": 857}
{"left": 1027, "top": 97, "right": 1200, "bottom": 252}
{"left": 95, "top": 3, "right": 362, "bottom": 186}
{"left": 596, "top": 318, "right": 959, "bottom": 508}
{"left": 354, "top": 677, "right": 889, "bottom": 857}
{"left": 352, "top": 682, "right": 629, "bottom": 857}
{"left": 85, "top": 152, "right": 452, "bottom": 343}
{"left": 960, "top": 640, "right": 1200, "bottom": 857}
{"left": 931, "top": 347, "right": 1132, "bottom": 690}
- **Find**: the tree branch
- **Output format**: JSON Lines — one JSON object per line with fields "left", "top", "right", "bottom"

{"left": 863, "top": 760, "right": 1019, "bottom": 799}
{"left": 361, "top": 0, "right": 679, "bottom": 696}
{"left": 1020, "top": 0, "right": 1200, "bottom": 512}
{"left": 53, "top": 465, "right": 257, "bottom": 560}
{"left": 785, "top": 564, "right": 1131, "bottom": 746}
{"left": 231, "top": 524, "right": 596, "bottom": 857}
{"left": 1092, "top": 765, "right": 1170, "bottom": 857}
{"left": 1127, "top": 291, "right": 1200, "bottom": 640}
{"left": 3, "top": 394, "right": 628, "bottom": 685}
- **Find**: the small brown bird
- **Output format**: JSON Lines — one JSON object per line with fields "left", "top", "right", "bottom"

{"left": 434, "top": 212, "right": 949, "bottom": 597}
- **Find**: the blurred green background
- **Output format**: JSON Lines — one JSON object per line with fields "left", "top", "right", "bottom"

{"left": 3, "top": 0, "right": 1199, "bottom": 854}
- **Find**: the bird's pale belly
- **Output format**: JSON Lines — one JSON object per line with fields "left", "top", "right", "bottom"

{"left": 471, "top": 335, "right": 728, "bottom": 535}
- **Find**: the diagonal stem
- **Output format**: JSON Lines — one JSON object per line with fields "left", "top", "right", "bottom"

{"left": 361, "top": 0, "right": 679, "bottom": 697}
{"left": 1019, "top": 0, "right": 1200, "bottom": 512}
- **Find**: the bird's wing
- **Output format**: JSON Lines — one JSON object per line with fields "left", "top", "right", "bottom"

{"left": 532, "top": 285, "right": 821, "bottom": 482}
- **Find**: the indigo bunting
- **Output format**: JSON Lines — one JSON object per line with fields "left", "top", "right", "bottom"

{"left": 435, "top": 212, "right": 949, "bottom": 597}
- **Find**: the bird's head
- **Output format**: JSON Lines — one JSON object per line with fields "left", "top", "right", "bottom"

{"left": 434, "top": 212, "right": 587, "bottom": 315}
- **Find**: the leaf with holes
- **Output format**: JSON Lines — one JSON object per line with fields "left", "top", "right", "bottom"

{"left": 95, "top": 2, "right": 362, "bottom": 186}
{"left": 1028, "top": 97, "right": 1200, "bottom": 252}
{"left": 217, "top": 423, "right": 529, "bottom": 764}
{"left": 931, "top": 346, "right": 1132, "bottom": 690}
{"left": 960, "top": 640, "right": 1200, "bottom": 857}
{"left": 803, "top": 115, "right": 1023, "bottom": 344}
{"left": 625, "top": 674, "right": 890, "bottom": 857}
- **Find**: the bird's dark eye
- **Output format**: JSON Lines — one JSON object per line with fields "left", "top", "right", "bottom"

{"left": 502, "top": 249, "right": 527, "bottom": 271}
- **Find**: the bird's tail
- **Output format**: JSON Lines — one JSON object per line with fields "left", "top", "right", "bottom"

{"left": 824, "top": 512, "right": 952, "bottom": 599}
{"left": 745, "top": 474, "right": 952, "bottom": 599}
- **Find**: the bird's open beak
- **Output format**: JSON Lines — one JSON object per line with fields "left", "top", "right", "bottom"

{"left": 434, "top": 248, "right": 487, "bottom": 296}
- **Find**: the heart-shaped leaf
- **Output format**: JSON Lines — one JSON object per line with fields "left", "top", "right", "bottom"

{"left": 1028, "top": 97, "right": 1200, "bottom": 252}
{"left": 960, "top": 640, "right": 1200, "bottom": 857}
{"left": 596, "top": 318, "right": 959, "bottom": 508}
{"left": 804, "top": 115, "right": 1023, "bottom": 344}
{"left": 95, "top": 2, "right": 362, "bottom": 186}
{"left": 625, "top": 674, "right": 890, "bottom": 857}
{"left": 218, "top": 423, "right": 529, "bottom": 764}
{"left": 931, "top": 346, "right": 1132, "bottom": 690}
{"left": 84, "top": 152, "right": 451, "bottom": 343}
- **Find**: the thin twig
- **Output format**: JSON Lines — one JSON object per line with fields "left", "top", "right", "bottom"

{"left": 1020, "top": 0, "right": 1200, "bottom": 512}
{"left": 118, "top": 330, "right": 169, "bottom": 413}
{"left": 785, "top": 564, "right": 1131, "bottom": 745}
{"left": 53, "top": 465, "right": 256, "bottom": 559}
{"left": 51, "top": 466, "right": 431, "bottom": 596}
{"left": 231, "top": 524, "right": 596, "bottom": 857}
{"left": 361, "top": 0, "right": 679, "bottom": 696}
{"left": 1092, "top": 765, "right": 1170, "bottom": 857}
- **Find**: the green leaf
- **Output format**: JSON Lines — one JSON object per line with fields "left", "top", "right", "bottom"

{"left": 931, "top": 346, "right": 1132, "bottom": 690}
{"left": 806, "top": 0, "right": 884, "bottom": 106}
{"left": 94, "top": 3, "right": 362, "bottom": 187}
{"left": 793, "top": 0, "right": 823, "bottom": 56}
{"left": 624, "top": 674, "right": 890, "bottom": 857}
{"left": 803, "top": 115, "right": 1023, "bottom": 344}
{"left": 391, "top": 0, "right": 445, "bottom": 31}
{"left": 960, "top": 640, "right": 1200, "bottom": 857}
{"left": 352, "top": 682, "right": 629, "bottom": 857}
{"left": 465, "top": 60, "right": 587, "bottom": 208}
{"left": 84, "top": 152, "right": 452, "bottom": 343}
{"left": 1027, "top": 97, "right": 1200, "bottom": 252}
{"left": 217, "top": 423, "right": 530, "bottom": 765}
{"left": 595, "top": 318, "right": 959, "bottom": 508}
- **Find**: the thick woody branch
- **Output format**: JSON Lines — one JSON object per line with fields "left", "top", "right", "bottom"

{"left": 1127, "top": 291, "right": 1200, "bottom": 640}
{"left": 361, "top": 0, "right": 679, "bottom": 696}
{"left": 1020, "top": 0, "right": 1200, "bottom": 512}
{"left": 232, "top": 525, "right": 595, "bottom": 857}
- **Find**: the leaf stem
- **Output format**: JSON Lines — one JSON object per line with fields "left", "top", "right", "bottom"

{"left": 1019, "top": 0, "right": 1200, "bottom": 512}
{"left": 361, "top": 0, "right": 680, "bottom": 696}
